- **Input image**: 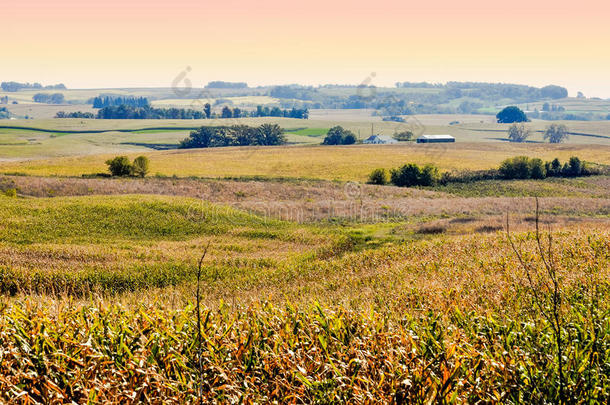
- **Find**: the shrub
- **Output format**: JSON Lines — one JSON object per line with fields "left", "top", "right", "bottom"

{"left": 563, "top": 156, "right": 582, "bottom": 177}
{"left": 547, "top": 158, "right": 562, "bottom": 177}
{"left": 499, "top": 156, "right": 532, "bottom": 179}
{"left": 3, "top": 188, "right": 17, "bottom": 198}
{"left": 105, "top": 156, "right": 133, "bottom": 177}
{"left": 132, "top": 156, "right": 150, "bottom": 178}
{"left": 419, "top": 164, "right": 440, "bottom": 186}
{"left": 390, "top": 163, "right": 440, "bottom": 187}
{"left": 530, "top": 158, "right": 546, "bottom": 179}
{"left": 368, "top": 168, "right": 389, "bottom": 185}
{"left": 391, "top": 164, "right": 422, "bottom": 187}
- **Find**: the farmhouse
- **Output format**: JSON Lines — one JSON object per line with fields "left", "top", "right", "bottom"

{"left": 363, "top": 135, "right": 397, "bottom": 144}
{"left": 416, "top": 134, "right": 455, "bottom": 143}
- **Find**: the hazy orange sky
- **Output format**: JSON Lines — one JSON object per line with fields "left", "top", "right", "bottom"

{"left": 4, "top": 0, "right": 609, "bottom": 97}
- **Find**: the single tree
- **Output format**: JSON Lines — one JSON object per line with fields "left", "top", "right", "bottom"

{"left": 323, "top": 126, "right": 347, "bottom": 145}
{"left": 105, "top": 156, "right": 133, "bottom": 176}
{"left": 221, "top": 106, "right": 233, "bottom": 119}
{"left": 507, "top": 123, "right": 531, "bottom": 143}
{"left": 257, "top": 124, "right": 286, "bottom": 146}
{"left": 497, "top": 106, "right": 528, "bottom": 123}
{"left": 544, "top": 124, "right": 569, "bottom": 144}
{"left": 132, "top": 156, "right": 150, "bottom": 178}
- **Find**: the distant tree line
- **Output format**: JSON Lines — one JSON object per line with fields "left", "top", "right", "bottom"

{"left": 1, "top": 82, "right": 66, "bottom": 92}
{"left": 91, "top": 96, "right": 149, "bottom": 108}
{"left": 179, "top": 124, "right": 285, "bottom": 148}
{"left": 214, "top": 105, "right": 309, "bottom": 119}
{"left": 254, "top": 106, "right": 308, "bottom": 119}
{"left": 96, "top": 105, "right": 206, "bottom": 119}
{"left": 395, "top": 82, "right": 568, "bottom": 101}
{"left": 205, "top": 81, "right": 248, "bottom": 89}
{"left": 55, "top": 111, "right": 96, "bottom": 118}
{"left": 33, "top": 93, "right": 65, "bottom": 104}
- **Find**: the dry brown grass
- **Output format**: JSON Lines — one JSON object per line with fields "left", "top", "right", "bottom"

{"left": 2, "top": 175, "right": 608, "bottom": 223}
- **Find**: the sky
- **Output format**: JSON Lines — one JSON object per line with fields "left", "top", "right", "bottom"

{"left": 3, "top": 0, "right": 610, "bottom": 97}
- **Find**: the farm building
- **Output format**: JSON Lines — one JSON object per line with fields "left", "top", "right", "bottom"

{"left": 363, "top": 135, "right": 398, "bottom": 144}
{"left": 416, "top": 135, "right": 455, "bottom": 143}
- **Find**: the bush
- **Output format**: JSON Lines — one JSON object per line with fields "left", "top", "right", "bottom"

{"left": 419, "top": 164, "right": 440, "bottom": 186}
{"left": 530, "top": 158, "right": 546, "bottom": 179}
{"left": 105, "top": 156, "right": 133, "bottom": 177}
{"left": 499, "top": 156, "right": 533, "bottom": 179}
{"left": 546, "top": 158, "right": 562, "bottom": 177}
{"left": 132, "top": 156, "right": 150, "bottom": 178}
{"left": 391, "top": 164, "right": 421, "bottom": 187}
{"left": 368, "top": 168, "right": 389, "bottom": 185}
{"left": 390, "top": 163, "right": 440, "bottom": 187}
{"left": 563, "top": 156, "right": 582, "bottom": 177}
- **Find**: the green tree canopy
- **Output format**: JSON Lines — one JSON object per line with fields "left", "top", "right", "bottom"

{"left": 497, "top": 106, "right": 528, "bottom": 123}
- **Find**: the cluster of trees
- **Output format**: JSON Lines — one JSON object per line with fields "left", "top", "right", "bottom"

{"left": 499, "top": 156, "right": 591, "bottom": 180}
{"left": 0, "top": 96, "right": 8, "bottom": 104}
{"left": 105, "top": 156, "right": 150, "bottom": 177}
{"left": 205, "top": 81, "right": 248, "bottom": 89}
{"left": 179, "top": 124, "right": 285, "bottom": 148}
{"left": 1, "top": 82, "right": 66, "bottom": 92}
{"left": 96, "top": 105, "right": 206, "bottom": 119}
{"left": 541, "top": 102, "right": 565, "bottom": 112}
{"left": 0, "top": 107, "right": 9, "bottom": 119}
{"left": 368, "top": 163, "right": 440, "bottom": 187}
{"left": 322, "top": 126, "right": 356, "bottom": 145}
{"left": 92, "top": 96, "right": 149, "bottom": 108}
{"left": 507, "top": 123, "right": 569, "bottom": 143}
{"left": 55, "top": 111, "right": 96, "bottom": 118}
{"left": 33, "top": 93, "right": 65, "bottom": 104}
